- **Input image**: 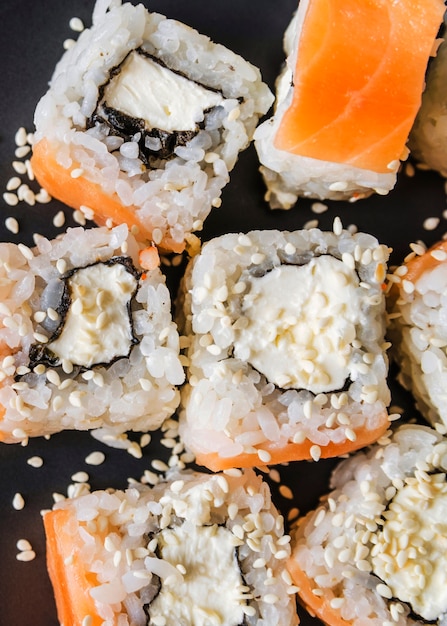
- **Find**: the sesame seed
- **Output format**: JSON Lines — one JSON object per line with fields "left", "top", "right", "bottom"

{"left": 311, "top": 201, "right": 328, "bottom": 214}
{"left": 15, "top": 146, "right": 31, "bottom": 158}
{"left": 6, "top": 176, "right": 21, "bottom": 191}
{"left": 423, "top": 216, "right": 440, "bottom": 231}
{"left": 16, "top": 550, "right": 36, "bottom": 562}
{"left": 69, "top": 16, "right": 84, "bottom": 31}
{"left": 12, "top": 493, "right": 25, "bottom": 510}
{"left": 53, "top": 211, "right": 66, "bottom": 228}
{"left": 14, "top": 127, "right": 28, "bottom": 147}
{"left": 5, "top": 216, "right": 19, "bottom": 234}
{"left": 85, "top": 451, "right": 105, "bottom": 466}
{"left": 27, "top": 456, "right": 43, "bottom": 468}
{"left": 12, "top": 161, "right": 27, "bottom": 174}
{"left": 279, "top": 484, "right": 294, "bottom": 500}
{"left": 63, "top": 38, "right": 76, "bottom": 50}
{"left": 17, "top": 539, "right": 32, "bottom": 552}
{"left": 310, "top": 445, "right": 321, "bottom": 461}
{"left": 333, "top": 216, "right": 343, "bottom": 236}
{"left": 3, "top": 192, "right": 19, "bottom": 206}
{"left": 257, "top": 449, "right": 272, "bottom": 463}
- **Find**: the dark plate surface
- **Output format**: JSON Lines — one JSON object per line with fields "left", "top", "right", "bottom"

{"left": 0, "top": 1, "right": 443, "bottom": 624}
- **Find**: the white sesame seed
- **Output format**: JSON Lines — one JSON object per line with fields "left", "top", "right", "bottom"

{"left": 423, "top": 216, "right": 440, "bottom": 231}
{"left": 3, "top": 192, "right": 19, "bottom": 206}
{"left": 5, "top": 217, "right": 19, "bottom": 234}
{"left": 85, "top": 451, "right": 105, "bottom": 466}
{"left": 16, "top": 550, "right": 36, "bottom": 562}
{"left": 63, "top": 38, "right": 76, "bottom": 50}
{"left": 69, "top": 16, "right": 84, "bottom": 31}
{"left": 310, "top": 445, "right": 321, "bottom": 461}
{"left": 311, "top": 201, "right": 328, "bottom": 214}
{"left": 12, "top": 493, "right": 25, "bottom": 510}
{"left": 333, "top": 216, "right": 343, "bottom": 236}
{"left": 6, "top": 176, "right": 21, "bottom": 191}
{"left": 15, "top": 146, "right": 31, "bottom": 158}
{"left": 12, "top": 160, "right": 27, "bottom": 174}
{"left": 52, "top": 210, "right": 66, "bottom": 228}
{"left": 17, "top": 539, "right": 32, "bottom": 551}
{"left": 152, "top": 459, "right": 169, "bottom": 472}
{"left": 257, "top": 449, "right": 272, "bottom": 463}
{"left": 27, "top": 456, "right": 44, "bottom": 468}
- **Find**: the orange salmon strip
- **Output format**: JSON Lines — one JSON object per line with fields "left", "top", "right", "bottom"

{"left": 31, "top": 138, "right": 185, "bottom": 253}
{"left": 274, "top": 0, "right": 445, "bottom": 173}
{"left": 194, "top": 411, "right": 390, "bottom": 471}
{"left": 287, "top": 557, "right": 353, "bottom": 626}
{"left": 44, "top": 508, "right": 103, "bottom": 626}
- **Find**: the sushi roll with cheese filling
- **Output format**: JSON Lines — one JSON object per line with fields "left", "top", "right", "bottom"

{"left": 0, "top": 224, "right": 184, "bottom": 443}
{"left": 177, "top": 222, "right": 391, "bottom": 471}
{"left": 288, "top": 424, "right": 447, "bottom": 625}
{"left": 30, "top": 0, "right": 273, "bottom": 252}
{"left": 387, "top": 239, "right": 447, "bottom": 430}
{"left": 43, "top": 468, "right": 299, "bottom": 626}
{"left": 254, "top": 0, "right": 445, "bottom": 209}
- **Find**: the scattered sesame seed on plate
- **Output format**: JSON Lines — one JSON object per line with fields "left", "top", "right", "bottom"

{"left": 52, "top": 210, "right": 66, "bottom": 228}
{"left": 16, "top": 549, "right": 36, "bottom": 562}
{"left": 70, "top": 471, "right": 89, "bottom": 483}
{"left": 12, "top": 492, "right": 25, "bottom": 510}
{"left": 3, "top": 192, "right": 19, "bottom": 207}
{"left": 27, "top": 456, "right": 44, "bottom": 468}
{"left": 85, "top": 451, "right": 105, "bottom": 466}
{"left": 69, "top": 16, "right": 84, "bottom": 32}
{"left": 423, "top": 216, "right": 440, "bottom": 231}
{"left": 5, "top": 216, "right": 19, "bottom": 234}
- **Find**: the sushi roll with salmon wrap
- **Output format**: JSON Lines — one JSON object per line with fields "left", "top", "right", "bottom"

{"left": 43, "top": 468, "right": 299, "bottom": 626}
{"left": 287, "top": 424, "right": 447, "bottom": 626}
{"left": 176, "top": 221, "right": 392, "bottom": 471}
{"left": 0, "top": 224, "right": 184, "bottom": 444}
{"left": 30, "top": 0, "right": 273, "bottom": 252}
{"left": 387, "top": 239, "right": 447, "bottom": 431}
{"left": 254, "top": 0, "right": 445, "bottom": 209}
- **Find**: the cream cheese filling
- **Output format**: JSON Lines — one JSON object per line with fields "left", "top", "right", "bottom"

{"left": 232, "top": 256, "right": 361, "bottom": 393}
{"left": 102, "top": 51, "right": 223, "bottom": 133}
{"left": 148, "top": 524, "right": 247, "bottom": 626}
{"left": 371, "top": 473, "right": 447, "bottom": 621}
{"left": 47, "top": 261, "right": 138, "bottom": 368}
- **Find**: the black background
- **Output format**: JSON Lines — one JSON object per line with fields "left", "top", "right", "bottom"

{"left": 0, "top": 1, "right": 443, "bottom": 624}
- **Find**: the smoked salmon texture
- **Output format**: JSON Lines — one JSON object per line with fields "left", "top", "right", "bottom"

{"left": 274, "top": 0, "right": 445, "bottom": 173}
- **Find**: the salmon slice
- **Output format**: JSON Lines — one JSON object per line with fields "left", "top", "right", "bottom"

{"left": 30, "top": 138, "right": 185, "bottom": 254}
{"left": 274, "top": 0, "right": 445, "bottom": 173}
{"left": 44, "top": 509, "right": 104, "bottom": 626}
{"left": 193, "top": 410, "right": 390, "bottom": 472}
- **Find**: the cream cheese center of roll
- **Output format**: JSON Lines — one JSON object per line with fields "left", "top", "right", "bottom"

{"left": 371, "top": 474, "right": 447, "bottom": 621}
{"left": 47, "top": 261, "right": 138, "bottom": 368}
{"left": 233, "top": 256, "right": 361, "bottom": 393}
{"left": 103, "top": 51, "right": 223, "bottom": 132}
{"left": 148, "top": 524, "right": 248, "bottom": 626}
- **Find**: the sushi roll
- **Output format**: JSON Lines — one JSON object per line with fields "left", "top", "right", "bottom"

{"left": 387, "top": 239, "right": 447, "bottom": 430}
{"left": 287, "top": 424, "right": 447, "bottom": 626}
{"left": 43, "top": 468, "right": 299, "bottom": 626}
{"left": 0, "top": 224, "right": 184, "bottom": 444}
{"left": 177, "top": 221, "right": 392, "bottom": 471}
{"left": 409, "top": 13, "right": 447, "bottom": 176}
{"left": 254, "top": 0, "right": 445, "bottom": 209}
{"left": 30, "top": 0, "right": 273, "bottom": 252}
